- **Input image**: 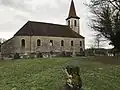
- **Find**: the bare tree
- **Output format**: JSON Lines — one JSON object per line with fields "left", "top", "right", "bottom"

{"left": 94, "top": 34, "right": 102, "bottom": 48}
{"left": 90, "top": 0, "right": 120, "bottom": 11}
{"left": 88, "top": 0, "right": 120, "bottom": 52}
{"left": 94, "top": 34, "right": 107, "bottom": 48}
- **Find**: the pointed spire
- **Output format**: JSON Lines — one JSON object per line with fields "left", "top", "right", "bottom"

{"left": 66, "top": 0, "right": 80, "bottom": 20}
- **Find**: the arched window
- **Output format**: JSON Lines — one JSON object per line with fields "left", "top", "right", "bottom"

{"left": 50, "top": 40, "right": 53, "bottom": 46}
{"left": 37, "top": 39, "right": 41, "bottom": 46}
{"left": 71, "top": 41, "right": 73, "bottom": 46}
{"left": 68, "top": 20, "right": 70, "bottom": 26}
{"left": 74, "top": 20, "right": 77, "bottom": 26}
{"left": 80, "top": 41, "right": 82, "bottom": 47}
{"left": 61, "top": 40, "right": 64, "bottom": 46}
{"left": 21, "top": 39, "right": 25, "bottom": 48}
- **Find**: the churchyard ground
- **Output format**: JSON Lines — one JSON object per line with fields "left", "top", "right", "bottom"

{"left": 0, "top": 56, "right": 120, "bottom": 90}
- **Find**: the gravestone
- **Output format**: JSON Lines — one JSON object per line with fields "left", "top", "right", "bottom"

{"left": 61, "top": 66, "right": 83, "bottom": 90}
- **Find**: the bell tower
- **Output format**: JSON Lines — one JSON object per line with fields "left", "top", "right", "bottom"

{"left": 66, "top": 0, "right": 80, "bottom": 34}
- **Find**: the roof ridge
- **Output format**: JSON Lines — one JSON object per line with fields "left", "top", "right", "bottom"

{"left": 28, "top": 20, "right": 68, "bottom": 27}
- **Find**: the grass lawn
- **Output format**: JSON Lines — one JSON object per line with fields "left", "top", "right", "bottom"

{"left": 0, "top": 56, "right": 120, "bottom": 90}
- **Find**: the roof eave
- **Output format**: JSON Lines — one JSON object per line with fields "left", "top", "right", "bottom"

{"left": 66, "top": 16, "right": 80, "bottom": 20}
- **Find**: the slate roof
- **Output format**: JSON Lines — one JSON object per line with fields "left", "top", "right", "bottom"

{"left": 14, "top": 21, "right": 84, "bottom": 38}
{"left": 66, "top": 0, "right": 80, "bottom": 20}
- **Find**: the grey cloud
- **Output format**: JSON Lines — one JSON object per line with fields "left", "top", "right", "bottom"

{"left": 14, "top": 15, "right": 28, "bottom": 21}
{"left": 0, "top": 0, "right": 35, "bottom": 12}
{"left": 1, "top": 0, "right": 25, "bottom": 9}
{"left": 0, "top": 0, "right": 98, "bottom": 48}
{"left": 0, "top": 20, "right": 26, "bottom": 32}
{"left": 0, "top": 0, "right": 69, "bottom": 18}
{"left": 0, "top": 0, "right": 88, "bottom": 32}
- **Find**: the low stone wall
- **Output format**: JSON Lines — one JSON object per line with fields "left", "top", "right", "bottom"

{"left": 1, "top": 51, "right": 85, "bottom": 60}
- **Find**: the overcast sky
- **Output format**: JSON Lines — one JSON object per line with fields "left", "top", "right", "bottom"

{"left": 0, "top": 0, "right": 112, "bottom": 48}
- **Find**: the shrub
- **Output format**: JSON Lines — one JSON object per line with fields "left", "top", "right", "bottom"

{"left": 37, "top": 52, "right": 43, "bottom": 58}
{"left": 14, "top": 53, "right": 20, "bottom": 59}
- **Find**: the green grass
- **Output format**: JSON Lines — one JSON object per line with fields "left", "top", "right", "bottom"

{"left": 0, "top": 56, "right": 120, "bottom": 90}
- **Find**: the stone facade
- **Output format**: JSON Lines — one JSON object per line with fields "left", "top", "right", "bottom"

{"left": 1, "top": 36, "right": 85, "bottom": 57}
{"left": 1, "top": 0, "right": 85, "bottom": 58}
{"left": 1, "top": 38, "right": 15, "bottom": 57}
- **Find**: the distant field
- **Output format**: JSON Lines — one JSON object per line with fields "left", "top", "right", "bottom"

{"left": 0, "top": 56, "right": 120, "bottom": 90}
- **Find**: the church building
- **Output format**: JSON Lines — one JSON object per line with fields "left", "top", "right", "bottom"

{"left": 1, "top": 0, "right": 85, "bottom": 57}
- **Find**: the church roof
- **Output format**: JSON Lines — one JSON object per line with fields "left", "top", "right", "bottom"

{"left": 66, "top": 0, "right": 80, "bottom": 20}
{"left": 14, "top": 21, "right": 84, "bottom": 38}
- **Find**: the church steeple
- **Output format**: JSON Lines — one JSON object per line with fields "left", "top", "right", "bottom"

{"left": 66, "top": 0, "right": 80, "bottom": 34}
{"left": 66, "top": 0, "right": 80, "bottom": 20}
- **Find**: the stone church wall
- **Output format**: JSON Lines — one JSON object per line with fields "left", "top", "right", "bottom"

{"left": 14, "top": 36, "right": 84, "bottom": 55}
{"left": 1, "top": 37, "right": 15, "bottom": 57}
{"left": 1, "top": 36, "right": 85, "bottom": 57}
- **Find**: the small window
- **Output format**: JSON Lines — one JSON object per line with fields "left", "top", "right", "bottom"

{"left": 21, "top": 39, "right": 25, "bottom": 48}
{"left": 68, "top": 20, "right": 70, "bottom": 26}
{"left": 74, "top": 20, "right": 77, "bottom": 26}
{"left": 61, "top": 40, "right": 64, "bottom": 46}
{"left": 80, "top": 41, "right": 82, "bottom": 47}
{"left": 37, "top": 39, "right": 41, "bottom": 46}
{"left": 71, "top": 41, "right": 73, "bottom": 46}
{"left": 50, "top": 40, "right": 53, "bottom": 46}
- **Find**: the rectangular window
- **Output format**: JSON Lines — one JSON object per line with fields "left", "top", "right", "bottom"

{"left": 71, "top": 41, "right": 73, "bottom": 46}
{"left": 61, "top": 40, "right": 64, "bottom": 46}
{"left": 37, "top": 39, "right": 41, "bottom": 46}
{"left": 74, "top": 20, "right": 77, "bottom": 26}
{"left": 80, "top": 41, "right": 82, "bottom": 47}
{"left": 68, "top": 20, "right": 70, "bottom": 26}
